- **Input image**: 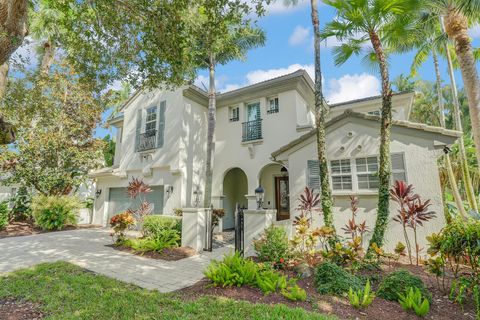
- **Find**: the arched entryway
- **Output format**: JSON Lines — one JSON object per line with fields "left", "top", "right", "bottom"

{"left": 258, "top": 163, "right": 290, "bottom": 221}
{"left": 222, "top": 168, "right": 248, "bottom": 230}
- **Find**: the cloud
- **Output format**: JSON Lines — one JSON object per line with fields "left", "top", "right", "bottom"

{"left": 469, "top": 24, "right": 480, "bottom": 38}
{"left": 325, "top": 73, "right": 380, "bottom": 104}
{"left": 289, "top": 26, "right": 310, "bottom": 46}
{"left": 245, "top": 63, "right": 314, "bottom": 85}
{"left": 262, "top": 0, "right": 309, "bottom": 14}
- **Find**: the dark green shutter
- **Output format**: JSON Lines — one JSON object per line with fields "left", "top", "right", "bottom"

{"left": 135, "top": 109, "right": 142, "bottom": 152}
{"left": 157, "top": 101, "right": 166, "bottom": 148}
{"left": 307, "top": 160, "right": 320, "bottom": 191}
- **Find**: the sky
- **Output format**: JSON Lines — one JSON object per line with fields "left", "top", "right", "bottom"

{"left": 92, "top": 0, "right": 480, "bottom": 139}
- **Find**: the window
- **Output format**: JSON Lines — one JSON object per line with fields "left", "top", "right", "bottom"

{"left": 229, "top": 106, "right": 239, "bottom": 122}
{"left": 145, "top": 106, "right": 157, "bottom": 136}
{"left": 367, "top": 110, "right": 381, "bottom": 116}
{"left": 356, "top": 157, "right": 380, "bottom": 190}
{"left": 331, "top": 159, "right": 352, "bottom": 190}
{"left": 267, "top": 97, "right": 279, "bottom": 114}
{"left": 391, "top": 153, "right": 407, "bottom": 183}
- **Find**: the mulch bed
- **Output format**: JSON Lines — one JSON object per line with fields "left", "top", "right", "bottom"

{"left": 0, "top": 298, "right": 44, "bottom": 320}
{"left": 0, "top": 221, "right": 101, "bottom": 239}
{"left": 108, "top": 244, "right": 197, "bottom": 261}
{"left": 177, "top": 261, "right": 477, "bottom": 320}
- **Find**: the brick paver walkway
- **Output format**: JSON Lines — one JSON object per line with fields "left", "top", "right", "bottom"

{"left": 0, "top": 228, "right": 233, "bottom": 292}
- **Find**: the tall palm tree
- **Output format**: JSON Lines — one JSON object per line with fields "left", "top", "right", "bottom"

{"left": 322, "top": 0, "right": 420, "bottom": 252}
{"left": 282, "top": 0, "right": 336, "bottom": 232}
{"left": 428, "top": 1, "right": 480, "bottom": 171}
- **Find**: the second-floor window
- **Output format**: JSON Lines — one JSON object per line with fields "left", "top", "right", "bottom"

{"left": 145, "top": 106, "right": 157, "bottom": 136}
{"left": 229, "top": 106, "right": 239, "bottom": 122}
{"left": 267, "top": 97, "right": 279, "bottom": 114}
{"left": 367, "top": 110, "right": 381, "bottom": 116}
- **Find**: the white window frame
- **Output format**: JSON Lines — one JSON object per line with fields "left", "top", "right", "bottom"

{"left": 330, "top": 159, "right": 353, "bottom": 191}
{"left": 355, "top": 156, "right": 380, "bottom": 191}
{"left": 144, "top": 106, "right": 157, "bottom": 135}
{"left": 267, "top": 96, "right": 279, "bottom": 114}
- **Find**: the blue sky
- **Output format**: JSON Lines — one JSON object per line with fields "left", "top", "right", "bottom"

{"left": 96, "top": 0, "right": 480, "bottom": 139}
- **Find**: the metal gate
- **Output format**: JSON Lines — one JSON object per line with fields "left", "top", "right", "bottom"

{"left": 234, "top": 203, "right": 245, "bottom": 255}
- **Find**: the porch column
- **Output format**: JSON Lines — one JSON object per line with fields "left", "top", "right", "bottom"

{"left": 181, "top": 208, "right": 207, "bottom": 252}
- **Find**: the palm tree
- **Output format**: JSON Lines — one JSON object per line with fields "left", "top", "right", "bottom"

{"left": 322, "top": 0, "right": 420, "bottom": 252}
{"left": 282, "top": 0, "right": 336, "bottom": 232}
{"left": 427, "top": 1, "right": 480, "bottom": 172}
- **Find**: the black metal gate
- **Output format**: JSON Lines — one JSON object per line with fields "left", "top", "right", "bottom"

{"left": 234, "top": 203, "right": 245, "bottom": 255}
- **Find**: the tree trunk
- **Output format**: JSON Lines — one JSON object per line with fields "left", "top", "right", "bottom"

{"left": 0, "top": 0, "right": 29, "bottom": 65}
{"left": 0, "top": 62, "right": 8, "bottom": 99}
{"left": 203, "top": 55, "right": 216, "bottom": 208}
{"left": 310, "top": 0, "right": 335, "bottom": 233}
{"left": 367, "top": 30, "right": 392, "bottom": 254}
{"left": 445, "top": 10, "right": 480, "bottom": 176}
{"left": 433, "top": 50, "right": 467, "bottom": 218}
{"left": 0, "top": 62, "right": 14, "bottom": 144}
{"left": 440, "top": 16, "right": 478, "bottom": 214}
{"left": 40, "top": 41, "right": 55, "bottom": 75}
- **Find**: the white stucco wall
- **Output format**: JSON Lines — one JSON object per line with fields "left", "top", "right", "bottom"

{"left": 275, "top": 117, "right": 454, "bottom": 253}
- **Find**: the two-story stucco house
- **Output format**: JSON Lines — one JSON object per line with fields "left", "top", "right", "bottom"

{"left": 90, "top": 69, "right": 461, "bottom": 252}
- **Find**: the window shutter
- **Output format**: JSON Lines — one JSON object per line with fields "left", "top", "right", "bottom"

{"left": 135, "top": 109, "right": 142, "bottom": 152}
{"left": 391, "top": 153, "right": 406, "bottom": 182}
{"left": 157, "top": 101, "right": 166, "bottom": 148}
{"left": 307, "top": 160, "right": 320, "bottom": 191}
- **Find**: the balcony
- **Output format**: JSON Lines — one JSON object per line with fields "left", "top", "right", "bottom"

{"left": 136, "top": 130, "right": 157, "bottom": 152}
{"left": 242, "top": 119, "right": 263, "bottom": 142}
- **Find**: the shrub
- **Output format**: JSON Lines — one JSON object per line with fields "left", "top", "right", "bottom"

{"left": 281, "top": 284, "right": 307, "bottom": 302}
{"left": 31, "top": 196, "right": 80, "bottom": 231}
{"left": 377, "top": 270, "right": 430, "bottom": 302}
{"left": 254, "top": 225, "right": 290, "bottom": 267}
{"left": 314, "top": 262, "right": 362, "bottom": 296}
{"left": 142, "top": 215, "right": 182, "bottom": 238}
{"left": 0, "top": 201, "right": 9, "bottom": 230}
{"left": 204, "top": 252, "right": 258, "bottom": 287}
{"left": 398, "top": 287, "right": 430, "bottom": 317}
{"left": 255, "top": 268, "right": 288, "bottom": 295}
{"left": 123, "top": 231, "right": 180, "bottom": 252}
{"left": 348, "top": 280, "right": 375, "bottom": 309}
{"left": 9, "top": 186, "right": 32, "bottom": 221}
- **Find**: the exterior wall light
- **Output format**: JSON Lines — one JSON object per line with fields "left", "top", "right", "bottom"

{"left": 166, "top": 186, "right": 174, "bottom": 199}
{"left": 280, "top": 166, "right": 288, "bottom": 177}
{"left": 95, "top": 189, "right": 102, "bottom": 198}
{"left": 255, "top": 185, "right": 265, "bottom": 210}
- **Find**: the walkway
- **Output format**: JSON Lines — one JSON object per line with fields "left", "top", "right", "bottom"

{"left": 0, "top": 228, "right": 233, "bottom": 293}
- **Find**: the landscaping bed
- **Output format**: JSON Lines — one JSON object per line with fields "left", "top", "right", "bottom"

{"left": 108, "top": 243, "right": 197, "bottom": 261}
{"left": 0, "top": 221, "right": 101, "bottom": 239}
{"left": 0, "top": 298, "right": 44, "bottom": 320}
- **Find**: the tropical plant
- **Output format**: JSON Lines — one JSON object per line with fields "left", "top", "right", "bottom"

{"left": 142, "top": 215, "right": 182, "bottom": 240}
{"left": 253, "top": 225, "right": 290, "bottom": 268}
{"left": 204, "top": 252, "right": 259, "bottom": 287}
{"left": 212, "top": 208, "right": 225, "bottom": 228}
{"left": 314, "top": 262, "right": 363, "bottom": 296}
{"left": 398, "top": 287, "right": 430, "bottom": 317}
{"left": 281, "top": 284, "right": 307, "bottom": 302}
{"left": 394, "top": 242, "right": 406, "bottom": 256}
{"left": 102, "top": 134, "right": 115, "bottom": 167}
{"left": 0, "top": 201, "right": 9, "bottom": 230}
{"left": 123, "top": 230, "right": 180, "bottom": 253}
{"left": 110, "top": 211, "right": 135, "bottom": 243}
{"left": 322, "top": 0, "right": 420, "bottom": 255}
{"left": 296, "top": 187, "right": 320, "bottom": 225}
{"left": 31, "top": 195, "right": 80, "bottom": 231}
{"left": 9, "top": 186, "right": 32, "bottom": 221}
{"left": 342, "top": 195, "right": 369, "bottom": 246}
{"left": 377, "top": 269, "right": 430, "bottom": 302}
{"left": 125, "top": 177, "right": 152, "bottom": 226}
{"left": 348, "top": 280, "right": 375, "bottom": 309}
{"left": 255, "top": 268, "right": 288, "bottom": 295}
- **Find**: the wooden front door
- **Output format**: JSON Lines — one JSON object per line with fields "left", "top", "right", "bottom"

{"left": 275, "top": 176, "right": 290, "bottom": 221}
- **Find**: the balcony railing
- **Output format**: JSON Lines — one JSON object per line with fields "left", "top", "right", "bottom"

{"left": 136, "top": 130, "right": 157, "bottom": 152}
{"left": 242, "top": 119, "right": 262, "bottom": 142}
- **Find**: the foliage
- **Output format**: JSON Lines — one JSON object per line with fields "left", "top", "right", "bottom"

{"left": 173, "top": 208, "right": 183, "bottom": 217}
{"left": 123, "top": 231, "right": 180, "bottom": 253}
{"left": 314, "top": 262, "right": 362, "bottom": 296}
{"left": 398, "top": 287, "right": 430, "bottom": 317}
{"left": 0, "top": 201, "right": 8, "bottom": 230}
{"left": 473, "top": 285, "right": 480, "bottom": 320}
{"left": 348, "top": 280, "right": 375, "bottom": 309}
{"left": 394, "top": 242, "right": 406, "bottom": 256}
{"left": 281, "top": 284, "right": 307, "bottom": 302}
{"left": 390, "top": 180, "right": 436, "bottom": 265}
{"left": 204, "top": 252, "right": 258, "bottom": 287}
{"left": 255, "top": 268, "right": 287, "bottom": 295}
{"left": 0, "top": 62, "right": 106, "bottom": 196}
{"left": 342, "top": 196, "right": 369, "bottom": 246}
{"left": 296, "top": 187, "right": 320, "bottom": 224}
{"left": 0, "top": 262, "right": 333, "bottom": 319}
{"left": 125, "top": 177, "right": 152, "bottom": 226}
{"left": 449, "top": 277, "right": 471, "bottom": 306}
{"left": 254, "top": 225, "right": 290, "bottom": 268}
{"left": 110, "top": 211, "right": 135, "bottom": 242}
{"left": 31, "top": 195, "right": 80, "bottom": 231}
{"left": 9, "top": 186, "right": 32, "bottom": 221}
{"left": 377, "top": 270, "right": 430, "bottom": 302}
{"left": 102, "top": 134, "right": 115, "bottom": 167}
{"left": 142, "top": 215, "right": 182, "bottom": 238}
{"left": 212, "top": 208, "right": 225, "bottom": 228}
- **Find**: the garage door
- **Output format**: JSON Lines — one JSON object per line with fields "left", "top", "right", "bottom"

{"left": 107, "top": 186, "right": 165, "bottom": 220}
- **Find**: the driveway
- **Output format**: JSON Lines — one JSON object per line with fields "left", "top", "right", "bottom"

{"left": 0, "top": 228, "right": 233, "bottom": 292}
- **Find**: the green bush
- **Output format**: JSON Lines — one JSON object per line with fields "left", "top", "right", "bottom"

{"left": 9, "top": 186, "right": 32, "bottom": 221}
{"left": 31, "top": 196, "right": 80, "bottom": 230}
{"left": 377, "top": 270, "right": 430, "bottom": 302}
{"left": 348, "top": 280, "right": 375, "bottom": 309}
{"left": 0, "top": 201, "right": 9, "bottom": 230}
{"left": 281, "top": 284, "right": 307, "bottom": 302}
{"left": 398, "top": 287, "right": 430, "bottom": 317}
{"left": 255, "top": 268, "right": 287, "bottom": 295}
{"left": 314, "top": 262, "right": 362, "bottom": 296}
{"left": 204, "top": 252, "right": 258, "bottom": 287}
{"left": 142, "top": 215, "right": 181, "bottom": 238}
{"left": 123, "top": 230, "right": 180, "bottom": 252}
{"left": 253, "top": 225, "right": 290, "bottom": 267}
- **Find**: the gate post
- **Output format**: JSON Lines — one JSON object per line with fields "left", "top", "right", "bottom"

{"left": 234, "top": 203, "right": 245, "bottom": 256}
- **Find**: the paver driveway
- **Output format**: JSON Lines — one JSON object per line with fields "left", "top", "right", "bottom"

{"left": 0, "top": 228, "right": 233, "bottom": 292}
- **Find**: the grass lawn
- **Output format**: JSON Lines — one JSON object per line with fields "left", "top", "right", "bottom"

{"left": 0, "top": 262, "right": 335, "bottom": 320}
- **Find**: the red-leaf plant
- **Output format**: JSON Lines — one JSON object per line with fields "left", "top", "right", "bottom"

{"left": 342, "top": 195, "right": 369, "bottom": 247}
{"left": 126, "top": 177, "right": 153, "bottom": 228}
{"left": 296, "top": 187, "right": 321, "bottom": 227}
{"left": 391, "top": 180, "right": 436, "bottom": 265}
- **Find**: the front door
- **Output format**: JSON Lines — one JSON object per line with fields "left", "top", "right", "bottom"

{"left": 275, "top": 177, "right": 290, "bottom": 221}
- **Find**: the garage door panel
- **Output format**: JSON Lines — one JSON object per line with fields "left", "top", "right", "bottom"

{"left": 108, "top": 186, "right": 164, "bottom": 219}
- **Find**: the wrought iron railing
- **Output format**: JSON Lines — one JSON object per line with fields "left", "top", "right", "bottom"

{"left": 136, "top": 130, "right": 157, "bottom": 152}
{"left": 242, "top": 119, "right": 262, "bottom": 142}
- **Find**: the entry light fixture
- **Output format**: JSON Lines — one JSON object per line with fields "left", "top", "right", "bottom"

{"left": 166, "top": 186, "right": 174, "bottom": 199}
{"left": 95, "top": 189, "right": 102, "bottom": 198}
{"left": 280, "top": 166, "right": 288, "bottom": 177}
{"left": 255, "top": 185, "right": 265, "bottom": 210}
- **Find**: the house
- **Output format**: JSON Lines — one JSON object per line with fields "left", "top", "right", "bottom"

{"left": 89, "top": 69, "right": 461, "bottom": 252}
